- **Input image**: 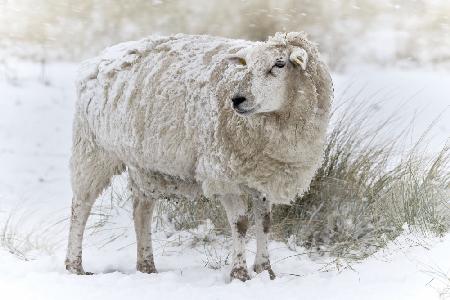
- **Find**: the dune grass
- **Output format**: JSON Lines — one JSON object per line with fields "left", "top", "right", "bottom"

{"left": 271, "top": 96, "right": 449, "bottom": 259}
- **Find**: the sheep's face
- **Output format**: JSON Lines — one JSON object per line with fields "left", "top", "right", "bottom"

{"left": 227, "top": 44, "right": 308, "bottom": 116}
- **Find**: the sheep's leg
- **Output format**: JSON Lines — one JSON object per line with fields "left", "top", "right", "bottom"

{"left": 131, "top": 180, "right": 157, "bottom": 274}
{"left": 66, "top": 195, "right": 96, "bottom": 275}
{"left": 219, "top": 194, "right": 250, "bottom": 282}
{"left": 65, "top": 135, "right": 123, "bottom": 275}
{"left": 252, "top": 194, "right": 275, "bottom": 280}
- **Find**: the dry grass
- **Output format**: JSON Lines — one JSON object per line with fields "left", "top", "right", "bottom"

{"left": 420, "top": 263, "right": 450, "bottom": 299}
{"left": 0, "top": 208, "right": 66, "bottom": 260}
{"left": 271, "top": 94, "right": 449, "bottom": 259}
{"left": 155, "top": 196, "right": 229, "bottom": 234}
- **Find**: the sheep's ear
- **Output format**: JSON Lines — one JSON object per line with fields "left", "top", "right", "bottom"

{"left": 226, "top": 48, "right": 248, "bottom": 66}
{"left": 289, "top": 47, "right": 308, "bottom": 70}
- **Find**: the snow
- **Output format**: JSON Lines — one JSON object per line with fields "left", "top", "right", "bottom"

{"left": 0, "top": 59, "right": 449, "bottom": 299}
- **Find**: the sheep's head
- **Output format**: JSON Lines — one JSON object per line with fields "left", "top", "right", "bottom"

{"left": 226, "top": 32, "right": 324, "bottom": 117}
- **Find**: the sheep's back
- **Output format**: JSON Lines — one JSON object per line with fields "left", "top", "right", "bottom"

{"left": 75, "top": 34, "right": 250, "bottom": 180}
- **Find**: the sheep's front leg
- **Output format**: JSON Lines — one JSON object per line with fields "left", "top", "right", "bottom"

{"left": 252, "top": 194, "right": 275, "bottom": 280}
{"left": 131, "top": 186, "right": 157, "bottom": 274}
{"left": 219, "top": 194, "right": 250, "bottom": 281}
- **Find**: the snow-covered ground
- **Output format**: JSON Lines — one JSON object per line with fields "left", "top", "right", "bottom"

{"left": 0, "top": 59, "right": 449, "bottom": 300}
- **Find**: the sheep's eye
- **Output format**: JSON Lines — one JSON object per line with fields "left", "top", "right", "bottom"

{"left": 268, "top": 60, "right": 286, "bottom": 76}
{"left": 274, "top": 61, "right": 285, "bottom": 68}
{"left": 238, "top": 58, "right": 247, "bottom": 66}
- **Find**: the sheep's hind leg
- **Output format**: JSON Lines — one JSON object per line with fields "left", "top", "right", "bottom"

{"left": 66, "top": 195, "right": 96, "bottom": 275}
{"left": 130, "top": 177, "right": 157, "bottom": 274}
{"left": 219, "top": 194, "right": 250, "bottom": 282}
{"left": 252, "top": 193, "right": 275, "bottom": 280}
{"left": 66, "top": 140, "right": 123, "bottom": 275}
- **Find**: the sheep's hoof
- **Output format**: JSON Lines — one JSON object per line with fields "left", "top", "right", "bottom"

{"left": 83, "top": 271, "right": 94, "bottom": 275}
{"left": 137, "top": 261, "right": 157, "bottom": 274}
{"left": 230, "top": 266, "right": 250, "bottom": 282}
{"left": 65, "top": 263, "right": 93, "bottom": 275}
{"left": 253, "top": 262, "right": 276, "bottom": 280}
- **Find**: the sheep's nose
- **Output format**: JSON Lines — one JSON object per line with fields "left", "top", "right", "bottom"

{"left": 231, "top": 96, "right": 247, "bottom": 108}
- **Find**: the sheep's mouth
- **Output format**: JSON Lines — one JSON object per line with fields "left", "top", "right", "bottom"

{"left": 233, "top": 104, "right": 261, "bottom": 116}
{"left": 234, "top": 107, "right": 255, "bottom": 116}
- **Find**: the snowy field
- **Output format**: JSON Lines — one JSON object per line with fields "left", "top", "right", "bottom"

{"left": 0, "top": 59, "right": 449, "bottom": 300}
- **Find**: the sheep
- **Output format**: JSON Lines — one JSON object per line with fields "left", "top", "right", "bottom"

{"left": 65, "top": 32, "right": 333, "bottom": 281}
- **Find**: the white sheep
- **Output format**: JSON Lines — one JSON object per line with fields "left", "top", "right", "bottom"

{"left": 65, "top": 32, "right": 333, "bottom": 281}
